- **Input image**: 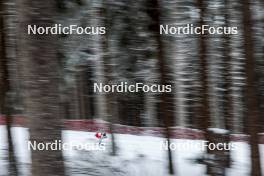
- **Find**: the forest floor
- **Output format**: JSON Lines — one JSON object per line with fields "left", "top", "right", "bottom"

{"left": 0, "top": 126, "right": 263, "bottom": 176}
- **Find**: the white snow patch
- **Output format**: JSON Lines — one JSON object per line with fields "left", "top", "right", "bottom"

{"left": 0, "top": 126, "right": 263, "bottom": 176}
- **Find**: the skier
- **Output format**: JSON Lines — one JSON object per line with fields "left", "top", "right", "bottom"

{"left": 95, "top": 132, "right": 107, "bottom": 145}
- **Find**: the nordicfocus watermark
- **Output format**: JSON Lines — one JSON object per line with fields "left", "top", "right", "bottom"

{"left": 94, "top": 82, "right": 172, "bottom": 93}
{"left": 27, "top": 24, "right": 105, "bottom": 35}
{"left": 160, "top": 24, "right": 238, "bottom": 35}
{"left": 28, "top": 140, "right": 105, "bottom": 151}
{"left": 160, "top": 140, "right": 237, "bottom": 151}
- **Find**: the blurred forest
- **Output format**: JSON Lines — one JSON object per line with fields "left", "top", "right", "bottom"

{"left": 0, "top": 0, "right": 263, "bottom": 176}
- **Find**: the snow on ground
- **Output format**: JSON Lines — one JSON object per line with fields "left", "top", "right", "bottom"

{"left": 0, "top": 126, "right": 263, "bottom": 176}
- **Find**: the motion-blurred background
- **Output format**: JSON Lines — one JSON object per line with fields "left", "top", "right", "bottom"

{"left": 0, "top": 0, "right": 263, "bottom": 175}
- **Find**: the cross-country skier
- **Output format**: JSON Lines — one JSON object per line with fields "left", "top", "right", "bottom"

{"left": 95, "top": 132, "right": 107, "bottom": 145}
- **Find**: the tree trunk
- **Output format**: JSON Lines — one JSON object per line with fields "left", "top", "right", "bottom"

{"left": 242, "top": 1, "right": 262, "bottom": 175}
{"left": 18, "top": 1, "right": 65, "bottom": 176}
{"left": 196, "top": 0, "right": 212, "bottom": 174}
{"left": 100, "top": 1, "right": 117, "bottom": 156}
{"left": 197, "top": 0, "right": 210, "bottom": 135}
{"left": 221, "top": 0, "right": 233, "bottom": 168}
{"left": 0, "top": 1, "right": 18, "bottom": 175}
{"left": 147, "top": 0, "right": 175, "bottom": 174}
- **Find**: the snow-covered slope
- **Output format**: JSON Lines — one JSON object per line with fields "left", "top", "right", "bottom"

{"left": 0, "top": 126, "right": 263, "bottom": 176}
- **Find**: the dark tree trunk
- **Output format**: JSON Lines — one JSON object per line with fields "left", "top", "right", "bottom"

{"left": 146, "top": 0, "right": 175, "bottom": 174}
{"left": 0, "top": 1, "right": 18, "bottom": 175}
{"left": 242, "top": 1, "right": 262, "bottom": 176}
{"left": 222, "top": 0, "right": 233, "bottom": 134}
{"left": 18, "top": 1, "right": 65, "bottom": 176}
{"left": 196, "top": 0, "right": 213, "bottom": 174}
{"left": 197, "top": 0, "right": 210, "bottom": 135}
{"left": 221, "top": 0, "right": 233, "bottom": 168}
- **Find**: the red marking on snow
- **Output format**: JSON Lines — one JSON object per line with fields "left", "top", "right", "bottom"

{"left": 0, "top": 115, "right": 24, "bottom": 126}
{"left": 0, "top": 115, "right": 264, "bottom": 143}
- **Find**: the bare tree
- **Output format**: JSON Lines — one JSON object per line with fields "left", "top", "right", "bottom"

{"left": 0, "top": 1, "right": 18, "bottom": 175}
{"left": 100, "top": 0, "right": 117, "bottom": 156}
{"left": 221, "top": 0, "right": 233, "bottom": 168}
{"left": 196, "top": 0, "right": 214, "bottom": 174}
{"left": 146, "top": 0, "right": 175, "bottom": 174}
{"left": 242, "top": 0, "right": 262, "bottom": 175}
{"left": 18, "top": 1, "right": 65, "bottom": 175}
{"left": 196, "top": 0, "right": 210, "bottom": 138}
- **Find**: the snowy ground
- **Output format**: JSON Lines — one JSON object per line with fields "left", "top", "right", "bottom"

{"left": 0, "top": 126, "right": 263, "bottom": 176}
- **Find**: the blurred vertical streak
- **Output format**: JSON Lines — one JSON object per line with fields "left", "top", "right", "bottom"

{"left": 222, "top": 0, "right": 233, "bottom": 168}
{"left": 0, "top": 1, "right": 18, "bottom": 175}
{"left": 146, "top": 0, "right": 175, "bottom": 174}
{"left": 196, "top": 0, "right": 210, "bottom": 137}
{"left": 242, "top": 0, "right": 262, "bottom": 176}
{"left": 100, "top": 0, "right": 117, "bottom": 156}
{"left": 196, "top": 0, "right": 211, "bottom": 174}
{"left": 17, "top": 1, "right": 65, "bottom": 175}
